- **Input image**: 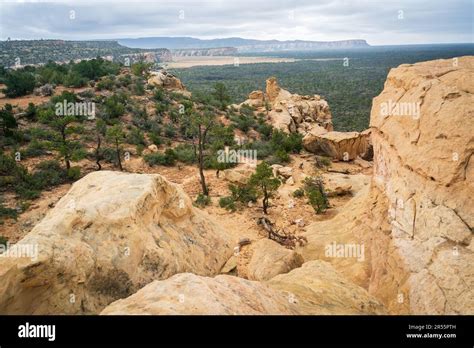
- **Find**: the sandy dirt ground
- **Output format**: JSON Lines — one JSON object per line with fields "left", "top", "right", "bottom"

{"left": 0, "top": 84, "right": 89, "bottom": 109}
{"left": 1, "top": 150, "right": 371, "bottom": 250}
{"left": 161, "top": 56, "right": 299, "bottom": 69}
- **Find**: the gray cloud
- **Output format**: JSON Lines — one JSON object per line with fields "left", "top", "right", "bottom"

{"left": 0, "top": 0, "right": 472, "bottom": 44}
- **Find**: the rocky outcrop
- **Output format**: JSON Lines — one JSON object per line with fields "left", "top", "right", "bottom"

{"left": 268, "top": 261, "right": 385, "bottom": 314}
{"left": 101, "top": 273, "right": 300, "bottom": 315}
{"left": 120, "top": 50, "right": 172, "bottom": 64}
{"left": 369, "top": 56, "right": 474, "bottom": 314}
{"left": 240, "top": 77, "right": 333, "bottom": 134}
{"left": 237, "top": 39, "right": 370, "bottom": 53}
{"left": 101, "top": 260, "right": 384, "bottom": 315}
{"left": 223, "top": 166, "right": 255, "bottom": 185}
{"left": 243, "top": 239, "right": 304, "bottom": 281}
{"left": 33, "top": 84, "right": 54, "bottom": 96}
{"left": 147, "top": 70, "right": 185, "bottom": 90}
{"left": 0, "top": 171, "right": 233, "bottom": 314}
{"left": 240, "top": 78, "right": 372, "bottom": 160}
{"left": 171, "top": 47, "right": 238, "bottom": 57}
{"left": 303, "top": 130, "right": 370, "bottom": 161}
{"left": 300, "top": 57, "right": 474, "bottom": 314}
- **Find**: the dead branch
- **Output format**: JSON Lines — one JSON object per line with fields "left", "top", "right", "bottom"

{"left": 257, "top": 216, "right": 307, "bottom": 249}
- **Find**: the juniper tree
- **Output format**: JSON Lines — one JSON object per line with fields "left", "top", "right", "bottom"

{"left": 248, "top": 162, "right": 281, "bottom": 214}
{"left": 39, "top": 92, "right": 86, "bottom": 171}
{"left": 106, "top": 124, "right": 125, "bottom": 171}
{"left": 191, "top": 110, "right": 215, "bottom": 196}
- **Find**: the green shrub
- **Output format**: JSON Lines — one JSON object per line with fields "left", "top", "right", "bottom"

{"left": 117, "top": 74, "right": 132, "bottom": 87}
{"left": 103, "top": 94, "right": 126, "bottom": 119}
{"left": 164, "top": 124, "right": 176, "bottom": 138}
{"left": 67, "top": 166, "right": 81, "bottom": 181}
{"left": 303, "top": 176, "right": 329, "bottom": 214}
{"left": 219, "top": 196, "right": 236, "bottom": 211}
{"left": 136, "top": 144, "right": 145, "bottom": 156}
{"left": 256, "top": 122, "right": 273, "bottom": 140}
{"left": 315, "top": 155, "right": 332, "bottom": 168}
{"left": 22, "top": 140, "right": 48, "bottom": 158}
{"left": 0, "top": 104, "right": 18, "bottom": 137}
{"left": 230, "top": 113, "right": 256, "bottom": 133}
{"left": 0, "top": 235, "right": 8, "bottom": 247}
{"left": 25, "top": 103, "right": 37, "bottom": 120}
{"left": 194, "top": 193, "right": 211, "bottom": 207}
{"left": 14, "top": 185, "right": 41, "bottom": 200}
{"left": 148, "top": 132, "right": 162, "bottom": 146}
{"left": 127, "top": 127, "right": 146, "bottom": 146}
{"left": 96, "top": 77, "right": 115, "bottom": 91}
{"left": 143, "top": 149, "right": 176, "bottom": 166}
{"left": 131, "top": 62, "right": 152, "bottom": 77}
{"left": 244, "top": 141, "right": 273, "bottom": 159}
{"left": 3, "top": 70, "right": 36, "bottom": 97}
{"left": 266, "top": 149, "right": 290, "bottom": 165}
{"left": 132, "top": 81, "right": 145, "bottom": 95}
{"left": 173, "top": 144, "right": 196, "bottom": 164}
{"left": 153, "top": 88, "right": 165, "bottom": 102}
{"left": 270, "top": 129, "right": 302, "bottom": 154}
{"left": 0, "top": 204, "right": 17, "bottom": 221}
{"left": 293, "top": 188, "right": 305, "bottom": 198}
{"left": 229, "top": 184, "right": 257, "bottom": 204}
{"left": 0, "top": 152, "right": 27, "bottom": 182}
{"left": 64, "top": 71, "right": 87, "bottom": 88}
{"left": 102, "top": 147, "right": 120, "bottom": 166}
{"left": 72, "top": 58, "right": 120, "bottom": 80}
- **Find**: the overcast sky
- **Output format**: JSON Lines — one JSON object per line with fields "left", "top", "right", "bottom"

{"left": 0, "top": 0, "right": 472, "bottom": 45}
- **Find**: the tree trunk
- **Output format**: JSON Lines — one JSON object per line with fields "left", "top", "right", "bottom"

{"left": 116, "top": 139, "right": 123, "bottom": 171}
{"left": 61, "top": 127, "right": 70, "bottom": 170}
{"left": 95, "top": 135, "right": 102, "bottom": 171}
{"left": 262, "top": 185, "right": 268, "bottom": 214}
{"left": 197, "top": 126, "right": 208, "bottom": 196}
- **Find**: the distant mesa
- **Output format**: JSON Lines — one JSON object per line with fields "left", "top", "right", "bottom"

{"left": 116, "top": 36, "right": 370, "bottom": 52}
{"left": 170, "top": 47, "right": 238, "bottom": 57}
{"left": 0, "top": 39, "right": 172, "bottom": 68}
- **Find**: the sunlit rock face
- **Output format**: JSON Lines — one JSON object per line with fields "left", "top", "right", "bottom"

{"left": 301, "top": 57, "right": 474, "bottom": 314}
{"left": 0, "top": 171, "right": 233, "bottom": 314}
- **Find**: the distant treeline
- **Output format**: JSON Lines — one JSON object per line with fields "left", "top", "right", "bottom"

{"left": 0, "top": 40, "right": 171, "bottom": 68}
{"left": 172, "top": 44, "right": 474, "bottom": 131}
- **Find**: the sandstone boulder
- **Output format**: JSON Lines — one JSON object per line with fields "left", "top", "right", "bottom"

{"left": 303, "top": 131, "right": 370, "bottom": 160}
{"left": 300, "top": 57, "right": 474, "bottom": 314}
{"left": 0, "top": 171, "right": 233, "bottom": 314}
{"left": 368, "top": 56, "right": 474, "bottom": 314}
{"left": 243, "top": 90, "right": 265, "bottom": 108}
{"left": 33, "top": 84, "right": 54, "bottom": 96}
{"left": 147, "top": 70, "right": 185, "bottom": 90}
{"left": 223, "top": 166, "right": 255, "bottom": 185}
{"left": 268, "top": 261, "right": 386, "bottom": 314}
{"left": 101, "top": 260, "right": 385, "bottom": 315}
{"left": 241, "top": 77, "right": 333, "bottom": 133}
{"left": 147, "top": 144, "right": 158, "bottom": 152}
{"left": 101, "top": 273, "right": 300, "bottom": 315}
{"left": 323, "top": 174, "right": 353, "bottom": 197}
{"left": 245, "top": 239, "right": 304, "bottom": 281}
{"left": 271, "top": 165, "right": 293, "bottom": 179}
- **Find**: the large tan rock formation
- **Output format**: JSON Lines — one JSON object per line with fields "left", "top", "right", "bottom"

{"left": 0, "top": 171, "right": 233, "bottom": 314}
{"left": 300, "top": 56, "right": 474, "bottom": 314}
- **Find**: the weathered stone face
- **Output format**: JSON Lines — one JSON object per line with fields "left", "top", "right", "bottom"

{"left": 369, "top": 56, "right": 474, "bottom": 314}
{"left": 303, "top": 130, "right": 370, "bottom": 160}
{"left": 100, "top": 261, "right": 385, "bottom": 315}
{"left": 300, "top": 56, "right": 474, "bottom": 314}
{"left": 0, "top": 171, "right": 233, "bottom": 314}
{"left": 147, "top": 70, "right": 185, "bottom": 90}
{"left": 239, "top": 77, "right": 333, "bottom": 134}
